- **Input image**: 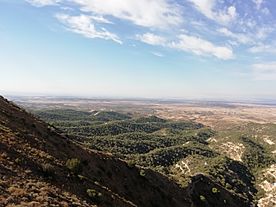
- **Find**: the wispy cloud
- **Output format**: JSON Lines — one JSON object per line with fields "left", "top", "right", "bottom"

{"left": 249, "top": 43, "right": 276, "bottom": 54}
{"left": 255, "top": 26, "right": 274, "bottom": 40}
{"left": 217, "top": 25, "right": 274, "bottom": 51}
{"left": 89, "top": 16, "right": 114, "bottom": 24}
{"left": 252, "top": 62, "right": 276, "bottom": 80}
{"left": 170, "top": 34, "right": 233, "bottom": 60}
{"left": 137, "top": 32, "right": 233, "bottom": 60}
{"left": 136, "top": 33, "right": 167, "bottom": 46}
{"left": 56, "top": 14, "right": 122, "bottom": 44}
{"left": 252, "top": 0, "right": 264, "bottom": 10}
{"left": 26, "top": 0, "right": 61, "bottom": 7}
{"left": 70, "top": 0, "right": 183, "bottom": 29}
{"left": 217, "top": 28, "right": 254, "bottom": 44}
{"left": 151, "top": 52, "right": 164, "bottom": 57}
{"left": 187, "top": 0, "right": 237, "bottom": 24}
{"left": 26, "top": 0, "right": 183, "bottom": 29}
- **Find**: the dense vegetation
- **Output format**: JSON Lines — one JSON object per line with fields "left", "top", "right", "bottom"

{"left": 35, "top": 109, "right": 212, "bottom": 163}
{"left": 34, "top": 109, "right": 276, "bottom": 205}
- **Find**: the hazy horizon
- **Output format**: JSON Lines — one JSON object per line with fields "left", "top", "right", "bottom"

{"left": 3, "top": 92, "right": 276, "bottom": 105}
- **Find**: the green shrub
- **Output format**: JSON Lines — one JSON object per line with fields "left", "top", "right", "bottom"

{"left": 127, "top": 160, "right": 136, "bottom": 168}
{"left": 199, "top": 195, "right": 206, "bottom": 202}
{"left": 140, "top": 169, "right": 146, "bottom": 177}
{"left": 87, "top": 189, "right": 102, "bottom": 202}
{"left": 212, "top": 187, "right": 219, "bottom": 193}
{"left": 225, "top": 183, "right": 232, "bottom": 189}
{"left": 66, "top": 158, "right": 81, "bottom": 174}
{"left": 78, "top": 174, "right": 86, "bottom": 181}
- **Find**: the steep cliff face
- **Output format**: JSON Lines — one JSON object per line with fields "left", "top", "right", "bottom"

{"left": 0, "top": 96, "right": 251, "bottom": 207}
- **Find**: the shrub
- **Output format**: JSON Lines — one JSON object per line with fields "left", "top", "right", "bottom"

{"left": 78, "top": 174, "right": 86, "bottom": 180}
{"left": 212, "top": 187, "right": 219, "bottom": 193}
{"left": 15, "top": 158, "right": 21, "bottom": 164}
{"left": 225, "top": 183, "right": 232, "bottom": 189}
{"left": 66, "top": 158, "right": 81, "bottom": 174}
{"left": 41, "top": 163, "right": 55, "bottom": 176}
{"left": 140, "top": 169, "right": 146, "bottom": 177}
{"left": 127, "top": 160, "right": 136, "bottom": 168}
{"left": 87, "top": 189, "right": 102, "bottom": 202}
{"left": 199, "top": 195, "right": 206, "bottom": 202}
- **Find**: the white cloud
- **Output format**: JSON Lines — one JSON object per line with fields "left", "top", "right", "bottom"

{"left": 249, "top": 44, "right": 276, "bottom": 53}
{"left": 253, "top": 0, "right": 263, "bottom": 10}
{"left": 137, "top": 32, "right": 233, "bottom": 60}
{"left": 252, "top": 62, "right": 276, "bottom": 80}
{"left": 252, "top": 1, "right": 270, "bottom": 15}
{"left": 71, "top": 0, "right": 182, "bottom": 29}
{"left": 261, "top": 7, "right": 270, "bottom": 15}
{"left": 151, "top": 52, "right": 164, "bottom": 57}
{"left": 187, "top": 0, "right": 237, "bottom": 24}
{"left": 219, "top": 6, "right": 237, "bottom": 24}
{"left": 170, "top": 34, "right": 233, "bottom": 60}
{"left": 136, "top": 33, "right": 167, "bottom": 46}
{"left": 26, "top": 0, "right": 183, "bottom": 29}
{"left": 217, "top": 28, "right": 254, "bottom": 44}
{"left": 217, "top": 26, "right": 274, "bottom": 50}
{"left": 187, "top": 0, "right": 214, "bottom": 19}
{"left": 255, "top": 26, "right": 274, "bottom": 40}
{"left": 26, "top": 0, "right": 61, "bottom": 7}
{"left": 56, "top": 14, "right": 122, "bottom": 44}
{"left": 90, "top": 16, "right": 113, "bottom": 24}
{"left": 246, "top": 19, "right": 257, "bottom": 29}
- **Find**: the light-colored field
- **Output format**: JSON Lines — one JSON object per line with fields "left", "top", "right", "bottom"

{"left": 153, "top": 103, "right": 276, "bottom": 129}
{"left": 13, "top": 97, "right": 276, "bottom": 129}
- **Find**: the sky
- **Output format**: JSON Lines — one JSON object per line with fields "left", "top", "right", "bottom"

{"left": 0, "top": 0, "right": 276, "bottom": 100}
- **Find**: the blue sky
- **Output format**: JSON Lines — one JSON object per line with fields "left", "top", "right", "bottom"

{"left": 0, "top": 0, "right": 276, "bottom": 99}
